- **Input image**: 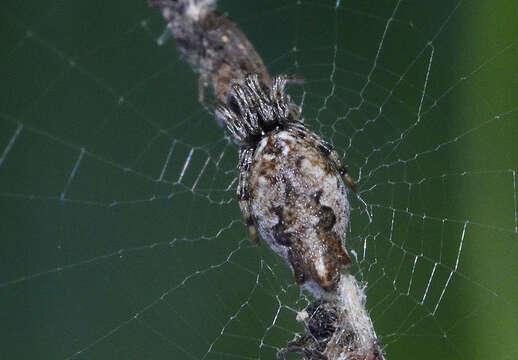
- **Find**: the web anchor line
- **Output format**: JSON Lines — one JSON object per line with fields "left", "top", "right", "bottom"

{"left": 149, "top": 1, "right": 385, "bottom": 359}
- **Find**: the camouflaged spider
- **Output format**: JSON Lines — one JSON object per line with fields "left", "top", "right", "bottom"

{"left": 149, "top": 0, "right": 357, "bottom": 297}
{"left": 216, "top": 74, "right": 357, "bottom": 297}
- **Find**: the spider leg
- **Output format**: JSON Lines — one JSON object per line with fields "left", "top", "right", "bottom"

{"left": 284, "top": 74, "right": 304, "bottom": 86}
{"left": 327, "top": 148, "right": 357, "bottom": 193}
{"left": 237, "top": 147, "right": 259, "bottom": 244}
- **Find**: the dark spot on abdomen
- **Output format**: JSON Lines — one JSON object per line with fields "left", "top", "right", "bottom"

{"left": 271, "top": 206, "right": 293, "bottom": 246}
{"left": 318, "top": 206, "right": 336, "bottom": 231}
{"left": 295, "top": 156, "right": 305, "bottom": 169}
{"left": 313, "top": 189, "right": 323, "bottom": 204}
{"left": 283, "top": 177, "right": 296, "bottom": 201}
{"left": 323, "top": 231, "right": 351, "bottom": 268}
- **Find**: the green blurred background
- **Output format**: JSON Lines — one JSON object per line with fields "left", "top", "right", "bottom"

{"left": 1, "top": 0, "right": 517, "bottom": 359}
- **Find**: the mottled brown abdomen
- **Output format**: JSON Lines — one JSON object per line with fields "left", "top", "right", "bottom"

{"left": 248, "top": 129, "right": 351, "bottom": 294}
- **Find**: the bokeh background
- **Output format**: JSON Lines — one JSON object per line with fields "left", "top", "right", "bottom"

{"left": 1, "top": 1, "right": 517, "bottom": 359}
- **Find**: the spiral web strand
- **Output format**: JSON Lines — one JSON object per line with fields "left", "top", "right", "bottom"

{"left": 0, "top": 1, "right": 517, "bottom": 359}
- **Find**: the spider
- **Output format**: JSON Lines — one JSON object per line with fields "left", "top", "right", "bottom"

{"left": 148, "top": 2, "right": 385, "bottom": 358}
{"left": 149, "top": 0, "right": 356, "bottom": 297}
{"left": 216, "top": 73, "right": 357, "bottom": 297}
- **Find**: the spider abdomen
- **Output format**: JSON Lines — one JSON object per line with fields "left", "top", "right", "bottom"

{"left": 248, "top": 128, "right": 351, "bottom": 295}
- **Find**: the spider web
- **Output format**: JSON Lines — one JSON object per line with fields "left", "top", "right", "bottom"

{"left": 1, "top": 0, "right": 517, "bottom": 359}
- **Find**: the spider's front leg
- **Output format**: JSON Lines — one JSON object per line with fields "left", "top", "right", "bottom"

{"left": 237, "top": 146, "right": 259, "bottom": 244}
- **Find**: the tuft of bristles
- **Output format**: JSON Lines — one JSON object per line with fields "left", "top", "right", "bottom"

{"left": 215, "top": 74, "right": 300, "bottom": 145}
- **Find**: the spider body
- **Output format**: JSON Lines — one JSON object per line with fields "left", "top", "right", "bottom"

{"left": 216, "top": 74, "right": 355, "bottom": 295}
{"left": 248, "top": 127, "right": 351, "bottom": 293}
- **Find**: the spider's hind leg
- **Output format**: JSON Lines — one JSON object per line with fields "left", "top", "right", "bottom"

{"left": 327, "top": 147, "right": 357, "bottom": 193}
{"left": 237, "top": 147, "right": 259, "bottom": 244}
